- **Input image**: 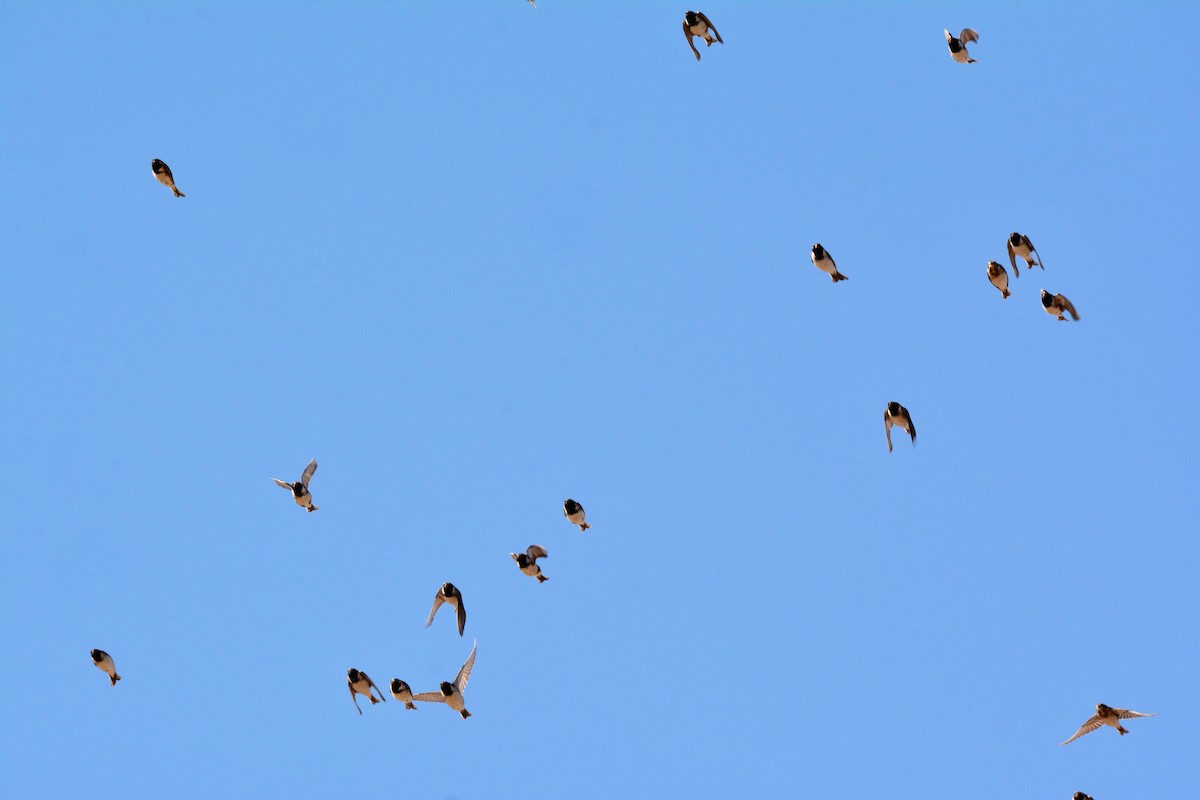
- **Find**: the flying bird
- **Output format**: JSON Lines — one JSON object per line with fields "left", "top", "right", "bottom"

{"left": 527, "top": 0, "right": 536, "bottom": 7}
{"left": 413, "top": 640, "right": 477, "bottom": 719}
{"left": 425, "top": 582, "right": 467, "bottom": 636}
{"left": 1007, "top": 232, "right": 1043, "bottom": 275}
{"left": 1073, "top": 794, "right": 1094, "bottom": 800}
{"left": 1041, "top": 290, "right": 1080, "bottom": 321}
{"left": 884, "top": 402, "right": 916, "bottom": 453}
{"left": 90, "top": 649, "right": 121, "bottom": 686}
{"left": 389, "top": 678, "right": 418, "bottom": 710}
{"left": 987, "top": 260, "right": 1011, "bottom": 299}
{"left": 347, "top": 668, "right": 386, "bottom": 715}
{"left": 272, "top": 458, "right": 318, "bottom": 512}
{"left": 682, "top": 11, "right": 722, "bottom": 60}
{"left": 151, "top": 159, "right": 185, "bottom": 197}
{"left": 510, "top": 545, "right": 549, "bottom": 583}
{"left": 1060, "top": 703, "right": 1157, "bottom": 745}
{"left": 810, "top": 243, "right": 848, "bottom": 283}
{"left": 564, "top": 498, "right": 591, "bottom": 532}
{"left": 944, "top": 28, "right": 979, "bottom": 63}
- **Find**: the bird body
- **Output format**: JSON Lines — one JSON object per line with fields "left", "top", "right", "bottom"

{"left": 413, "top": 641, "right": 477, "bottom": 719}
{"left": 1007, "top": 232, "right": 1043, "bottom": 275}
{"left": 272, "top": 458, "right": 318, "bottom": 512}
{"left": 425, "top": 582, "right": 467, "bottom": 636}
{"left": 510, "top": 545, "right": 549, "bottom": 582}
{"left": 347, "top": 668, "right": 386, "bottom": 715}
{"left": 563, "top": 498, "right": 591, "bottom": 532}
{"left": 151, "top": 159, "right": 185, "bottom": 197}
{"left": 389, "top": 678, "right": 418, "bottom": 710}
{"left": 1061, "top": 703, "right": 1157, "bottom": 745}
{"left": 90, "top": 649, "right": 120, "bottom": 685}
{"left": 884, "top": 402, "right": 916, "bottom": 453}
{"left": 987, "top": 260, "right": 1011, "bottom": 299}
{"left": 682, "top": 11, "right": 722, "bottom": 60}
{"left": 810, "top": 243, "right": 848, "bottom": 282}
{"left": 945, "top": 28, "right": 979, "bottom": 63}
{"left": 1041, "top": 289, "right": 1079, "bottom": 321}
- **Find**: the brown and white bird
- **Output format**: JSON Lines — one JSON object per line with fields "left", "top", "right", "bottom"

{"left": 563, "top": 498, "right": 591, "bottom": 532}
{"left": 425, "top": 582, "right": 467, "bottom": 636}
{"left": 413, "top": 640, "right": 477, "bottom": 719}
{"left": 884, "top": 402, "right": 916, "bottom": 453}
{"left": 90, "top": 649, "right": 121, "bottom": 686}
{"left": 151, "top": 159, "right": 185, "bottom": 197}
{"left": 810, "top": 243, "right": 848, "bottom": 283}
{"left": 347, "top": 668, "right": 386, "bottom": 715}
{"left": 510, "top": 545, "right": 549, "bottom": 582}
{"left": 389, "top": 678, "right": 418, "bottom": 710}
{"left": 944, "top": 28, "right": 979, "bottom": 63}
{"left": 682, "top": 11, "right": 722, "bottom": 61}
{"left": 1041, "top": 289, "right": 1080, "bottom": 321}
{"left": 1073, "top": 794, "right": 1094, "bottom": 800}
{"left": 1007, "top": 232, "right": 1043, "bottom": 275}
{"left": 272, "top": 458, "right": 318, "bottom": 512}
{"left": 1060, "top": 703, "right": 1157, "bottom": 745}
{"left": 987, "top": 260, "right": 1011, "bottom": 299}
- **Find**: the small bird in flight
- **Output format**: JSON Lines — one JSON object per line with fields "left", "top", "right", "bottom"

{"left": 389, "top": 678, "right": 418, "bottom": 710}
{"left": 151, "top": 159, "right": 185, "bottom": 197}
{"left": 1041, "top": 290, "right": 1080, "bottom": 321}
{"left": 682, "top": 11, "right": 722, "bottom": 61}
{"left": 884, "top": 402, "right": 916, "bottom": 453}
{"left": 413, "top": 640, "right": 477, "bottom": 719}
{"left": 272, "top": 458, "right": 318, "bottom": 512}
{"left": 944, "top": 28, "right": 979, "bottom": 63}
{"left": 564, "top": 498, "right": 591, "bottom": 532}
{"left": 1060, "top": 703, "right": 1157, "bottom": 745}
{"left": 810, "top": 244, "right": 848, "bottom": 283}
{"left": 90, "top": 649, "right": 121, "bottom": 686}
{"left": 347, "top": 668, "right": 386, "bottom": 715}
{"left": 987, "top": 260, "right": 1011, "bottom": 299}
{"left": 1073, "top": 794, "right": 1094, "bottom": 800}
{"left": 1007, "top": 232, "right": 1043, "bottom": 275}
{"left": 425, "top": 582, "right": 467, "bottom": 636}
{"left": 511, "top": 545, "right": 550, "bottom": 583}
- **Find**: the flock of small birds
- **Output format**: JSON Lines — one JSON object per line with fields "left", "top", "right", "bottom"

{"left": 87, "top": 7, "right": 1154, "bottom": 796}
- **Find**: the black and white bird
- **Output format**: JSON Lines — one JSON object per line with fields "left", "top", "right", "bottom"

{"left": 1007, "top": 232, "right": 1043, "bottom": 275}
{"left": 90, "top": 649, "right": 120, "bottom": 686}
{"left": 682, "top": 11, "right": 722, "bottom": 61}
{"left": 944, "top": 28, "right": 979, "bottom": 63}
{"left": 413, "top": 640, "right": 477, "bottom": 719}
{"left": 389, "top": 678, "right": 417, "bottom": 710}
{"left": 987, "top": 260, "right": 1011, "bottom": 299}
{"left": 272, "top": 459, "right": 318, "bottom": 512}
{"left": 510, "top": 545, "right": 549, "bottom": 583}
{"left": 151, "top": 159, "right": 185, "bottom": 197}
{"left": 563, "top": 498, "right": 591, "bottom": 532}
{"left": 347, "top": 668, "right": 386, "bottom": 715}
{"left": 1041, "top": 290, "right": 1080, "bottom": 321}
{"left": 884, "top": 402, "right": 916, "bottom": 453}
{"left": 1073, "top": 794, "right": 1094, "bottom": 800}
{"left": 1060, "top": 703, "right": 1157, "bottom": 745}
{"left": 425, "top": 582, "right": 467, "bottom": 636}
{"left": 810, "top": 243, "right": 848, "bottom": 283}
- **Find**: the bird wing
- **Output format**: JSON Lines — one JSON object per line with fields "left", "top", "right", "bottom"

{"left": 907, "top": 415, "right": 917, "bottom": 445}
{"left": 412, "top": 691, "right": 447, "bottom": 704}
{"left": 1030, "top": 242, "right": 1044, "bottom": 270}
{"left": 960, "top": 28, "right": 979, "bottom": 44}
{"left": 366, "top": 674, "right": 385, "bottom": 701}
{"left": 1115, "top": 708, "right": 1157, "bottom": 719}
{"left": 944, "top": 28, "right": 952, "bottom": 43}
{"left": 697, "top": 12, "right": 722, "bottom": 43}
{"left": 1060, "top": 715, "right": 1103, "bottom": 745}
{"left": 527, "top": 544, "right": 549, "bottom": 560}
{"left": 455, "top": 641, "right": 478, "bottom": 693}
{"left": 350, "top": 683, "right": 363, "bottom": 715}
{"left": 682, "top": 22, "right": 700, "bottom": 60}
{"left": 425, "top": 593, "right": 445, "bottom": 627}
{"left": 1007, "top": 239, "right": 1019, "bottom": 277}
{"left": 456, "top": 596, "right": 467, "bottom": 636}
{"left": 300, "top": 459, "right": 317, "bottom": 487}
{"left": 884, "top": 413, "right": 894, "bottom": 453}
{"left": 1060, "top": 296, "right": 1080, "bottom": 320}
{"left": 272, "top": 478, "right": 292, "bottom": 490}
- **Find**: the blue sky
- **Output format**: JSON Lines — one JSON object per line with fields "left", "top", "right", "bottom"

{"left": 1, "top": 2, "right": 1197, "bottom": 798}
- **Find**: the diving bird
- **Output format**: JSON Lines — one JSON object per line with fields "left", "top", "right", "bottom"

{"left": 1041, "top": 290, "right": 1080, "bottom": 321}
{"left": 1060, "top": 703, "right": 1157, "bottom": 745}
{"left": 389, "top": 678, "right": 417, "bottom": 710}
{"left": 810, "top": 243, "right": 848, "bottom": 283}
{"left": 510, "top": 545, "right": 549, "bottom": 583}
{"left": 272, "top": 458, "right": 318, "bottom": 512}
{"left": 1007, "top": 232, "right": 1043, "bottom": 274}
{"left": 564, "top": 498, "right": 591, "bottom": 532}
{"left": 1073, "top": 794, "right": 1094, "bottom": 800}
{"left": 944, "top": 28, "right": 979, "bottom": 63}
{"left": 347, "top": 668, "right": 385, "bottom": 715}
{"left": 987, "top": 260, "right": 1011, "bottom": 299}
{"left": 151, "top": 159, "right": 185, "bottom": 197}
{"left": 425, "top": 582, "right": 467, "bottom": 636}
{"left": 884, "top": 402, "right": 916, "bottom": 453}
{"left": 682, "top": 11, "right": 722, "bottom": 60}
{"left": 90, "top": 649, "right": 120, "bottom": 686}
{"left": 413, "top": 640, "right": 477, "bottom": 719}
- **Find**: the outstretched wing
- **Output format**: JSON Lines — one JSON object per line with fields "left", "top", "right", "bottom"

{"left": 944, "top": 28, "right": 953, "bottom": 44}
{"left": 300, "top": 459, "right": 317, "bottom": 487}
{"left": 456, "top": 597, "right": 467, "bottom": 637}
{"left": 366, "top": 674, "right": 385, "bottom": 702}
{"left": 1060, "top": 296, "right": 1080, "bottom": 320}
{"left": 455, "top": 641, "right": 478, "bottom": 693}
{"left": 412, "top": 691, "right": 447, "bottom": 704}
{"left": 1115, "top": 708, "right": 1157, "bottom": 719}
{"left": 960, "top": 28, "right": 979, "bottom": 44}
{"left": 1060, "top": 715, "right": 1102, "bottom": 745}
{"left": 527, "top": 544, "right": 548, "bottom": 560}
{"left": 1030, "top": 241, "right": 1044, "bottom": 270}
{"left": 907, "top": 415, "right": 917, "bottom": 446}
{"left": 350, "top": 683, "right": 362, "bottom": 716}
{"left": 1007, "top": 239, "right": 1019, "bottom": 277}
{"left": 682, "top": 22, "right": 700, "bottom": 60}
{"left": 884, "top": 413, "right": 894, "bottom": 453}
{"left": 272, "top": 478, "right": 292, "bottom": 490}
{"left": 425, "top": 593, "right": 445, "bottom": 627}
{"left": 697, "top": 12, "right": 722, "bottom": 43}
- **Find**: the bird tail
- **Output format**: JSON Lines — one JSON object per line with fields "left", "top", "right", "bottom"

{"left": 460, "top": 709, "right": 472, "bottom": 719}
{"left": 832, "top": 272, "right": 848, "bottom": 282}
{"left": 370, "top": 696, "right": 380, "bottom": 705}
{"left": 580, "top": 522, "right": 591, "bottom": 532}
{"left": 1002, "top": 289, "right": 1010, "bottom": 299}
{"left": 406, "top": 702, "right": 417, "bottom": 710}
{"left": 172, "top": 186, "right": 185, "bottom": 198}
{"left": 308, "top": 504, "right": 318, "bottom": 512}
{"left": 1118, "top": 726, "right": 1128, "bottom": 735}
{"left": 111, "top": 673, "right": 121, "bottom": 685}
{"left": 537, "top": 574, "right": 549, "bottom": 583}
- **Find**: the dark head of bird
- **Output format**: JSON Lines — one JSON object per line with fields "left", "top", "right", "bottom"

{"left": 1009, "top": 232, "right": 1022, "bottom": 246}
{"left": 390, "top": 679, "right": 405, "bottom": 693}
{"left": 564, "top": 499, "right": 580, "bottom": 514}
{"left": 515, "top": 553, "right": 531, "bottom": 567}
{"left": 684, "top": 11, "right": 700, "bottom": 26}
{"left": 151, "top": 159, "right": 166, "bottom": 173}
{"left": 291, "top": 483, "right": 304, "bottom": 497}
{"left": 1040, "top": 290, "right": 1054, "bottom": 307}
{"left": 887, "top": 401, "right": 901, "bottom": 416}
{"left": 1074, "top": 794, "right": 1091, "bottom": 800}
{"left": 1096, "top": 703, "right": 1113, "bottom": 715}
{"left": 439, "top": 682, "right": 455, "bottom": 696}
{"left": 90, "top": 649, "right": 104, "bottom": 663}
{"left": 948, "top": 37, "right": 962, "bottom": 52}
{"left": 987, "top": 260, "right": 1001, "bottom": 274}
{"left": 811, "top": 243, "right": 825, "bottom": 258}
{"left": 347, "top": 668, "right": 361, "bottom": 682}
{"left": 442, "top": 582, "right": 457, "bottom": 597}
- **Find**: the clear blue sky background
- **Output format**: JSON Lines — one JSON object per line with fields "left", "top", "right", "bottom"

{"left": 1, "top": 2, "right": 1197, "bottom": 798}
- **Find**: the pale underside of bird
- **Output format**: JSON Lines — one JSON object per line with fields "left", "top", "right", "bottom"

{"left": 413, "top": 640, "right": 477, "bottom": 718}
{"left": 347, "top": 668, "right": 386, "bottom": 715}
{"left": 683, "top": 11, "right": 722, "bottom": 61}
{"left": 810, "top": 243, "right": 848, "bottom": 282}
{"left": 1060, "top": 704, "right": 1157, "bottom": 745}
{"left": 511, "top": 544, "right": 549, "bottom": 582}
{"left": 987, "top": 260, "right": 1011, "bottom": 299}
{"left": 884, "top": 402, "right": 916, "bottom": 453}
{"left": 272, "top": 458, "right": 318, "bottom": 512}
{"left": 90, "top": 649, "right": 121, "bottom": 685}
{"left": 564, "top": 498, "right": 590, "bottom": 532}
{"left": 945, "top": 27, "right": 979, "bottom": 63}
{"left": 1041, "top": 290, "right": 1080, "bottom": 321}
{"left": 151, "top": 158, "right": 185, "bottom": 197}
{"left": 1007, "top": 232, "right": 1043, "bottom": 276}
{"left": 425, "top": 582, "right": 467, "bottom": 636}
